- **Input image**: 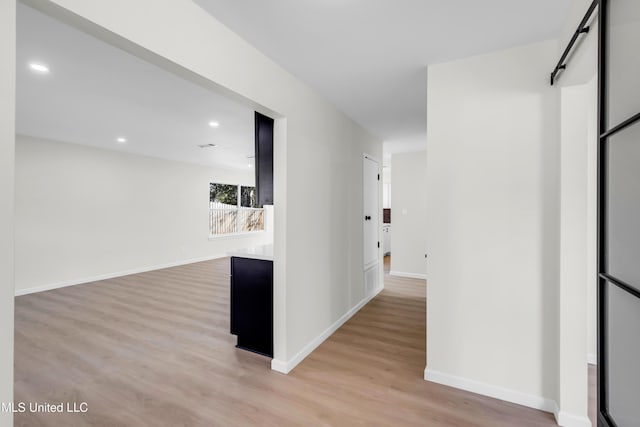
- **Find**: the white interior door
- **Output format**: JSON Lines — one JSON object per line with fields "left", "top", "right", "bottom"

{"left": 363, "top": 155, "right": 379, "bottom": 269}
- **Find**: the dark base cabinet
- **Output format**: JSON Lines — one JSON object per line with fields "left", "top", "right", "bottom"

{"left": 230, "top": 257, "right": 273, "bottom": 357}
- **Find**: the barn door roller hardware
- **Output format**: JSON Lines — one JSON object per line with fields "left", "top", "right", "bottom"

{"left": 550, "top": 0, "right": 598, "bottom": 86}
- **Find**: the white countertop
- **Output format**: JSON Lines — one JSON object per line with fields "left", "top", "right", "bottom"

{"left": 227, "top": 244, "right": 273, "bottom": 261}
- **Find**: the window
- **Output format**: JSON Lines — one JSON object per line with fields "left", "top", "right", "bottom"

{"left": 209, "top": 183, "right": 264, "bottom": 236}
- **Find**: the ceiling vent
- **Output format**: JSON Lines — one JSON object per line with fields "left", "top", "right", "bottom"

{"left": 197, "top": 143, "right": 218, "bottom": 148}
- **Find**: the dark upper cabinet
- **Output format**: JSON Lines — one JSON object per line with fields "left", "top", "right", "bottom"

{"left": 254, "top": 112, "right": 274, "bottom": 206}
{"left": 383, "top": 208, "right": 391, "bottom": 224}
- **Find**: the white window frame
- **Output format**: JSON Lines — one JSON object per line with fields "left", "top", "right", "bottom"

{"left": 209, "top": 183, "right": 265, "bottom": 239}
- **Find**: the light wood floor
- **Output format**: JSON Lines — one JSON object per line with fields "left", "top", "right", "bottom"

{"left": 15, "top": 258, "right": 591, "bottom": 426}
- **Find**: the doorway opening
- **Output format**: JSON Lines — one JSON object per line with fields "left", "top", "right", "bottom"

{"left": 14, "top": 3, "right": 282, "bottom": 425}
{"left": 382, "top": 164, "right": 391, "bottom": 274}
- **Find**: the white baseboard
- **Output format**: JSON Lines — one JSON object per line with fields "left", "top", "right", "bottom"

{"left": 424, "top": 368, "right": 556, "bottom": 413}
{"left": 270, "top": 359, "right": 289, "bottom": 373}
{"left": 389, "top": 271, "right": 427, "bottom": 280}
{"left": 271, "top": 284, "right": 384, "bottom": 374}
{"left": 424, "top": 368, "right": 592, "bottom": 427}
{"left": 14, "top": 254, "right": 228, "bottom": 296}
{"left": 587, "top": 353, "right": 597, "bottom": 366}
{"left": 553, "top": 402, "right": 592, "bottom": 427}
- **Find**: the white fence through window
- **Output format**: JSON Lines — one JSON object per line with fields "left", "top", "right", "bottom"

{"left": 209, "top": 202, "right": 264, "bottom": 235}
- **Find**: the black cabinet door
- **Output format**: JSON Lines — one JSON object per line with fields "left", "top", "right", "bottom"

{"left": 230, "top": 257, "right": 273, "bottom": 357}
{"left": 255, "top": 112, "right": 274, "bottom": 207}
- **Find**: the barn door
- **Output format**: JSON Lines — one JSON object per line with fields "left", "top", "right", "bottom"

{"left": 598, "top": 1, "right": 640, "bottom": 425}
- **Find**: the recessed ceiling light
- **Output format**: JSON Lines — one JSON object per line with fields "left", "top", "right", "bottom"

{"left": 116, "top": 137, "right": 127, "bottom": 143}
{"left": 209, "top": 121, "right": 220, "bottom": 128}
{"left": 29, "top": 62, "right": 50, "bottom": 74}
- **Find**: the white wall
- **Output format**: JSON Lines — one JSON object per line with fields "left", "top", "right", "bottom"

{"left": 382, "top": 166, "right": 390, "bottom": 209}
{"left": 19, "top": 0, "right": 382, "bottom": 370}
{"left": 390, "top": 151, "right": 427, "bottom": 278}
{"left": 425, "top": 40, "right": 562, "bottom": 412}
{"left": 558, "top": 79, "right": 597, "bottom": 424}
{"left": 558, "top": 0, "right": 599, "bottom": 370}
{"left": 14, "top": 134, "right": 272, "bottom": 294}
{"left": 0, "top": 0, "right": 15, "bottom": 425}
{"left": 556, "top": 2, "right": 599, "bottom": 425}
{"left": 586, "top": 79, "right": 598, "bottom": 365}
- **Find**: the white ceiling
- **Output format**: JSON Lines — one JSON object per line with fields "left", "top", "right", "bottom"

{"left": 17, "top": 2, "right": 573, "bottom": 169}
{"left": 16, "top": 3, "right": 256, "bottom": 170}
{"left": 194, "top": 0, "right": 572, "bottom": 158}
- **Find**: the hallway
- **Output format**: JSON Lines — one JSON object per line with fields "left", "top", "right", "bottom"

{"left": 15, "top": 258, "right": 559, "bottom": 426}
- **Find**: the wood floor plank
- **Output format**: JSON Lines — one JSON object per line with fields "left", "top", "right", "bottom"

{"left": 14, "top": 258, "right": 592, "bottom": 426}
